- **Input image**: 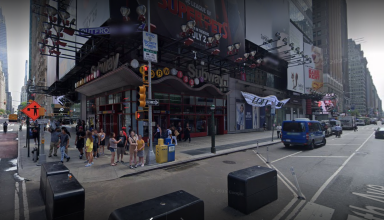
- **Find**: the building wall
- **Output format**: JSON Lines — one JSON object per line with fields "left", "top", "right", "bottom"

{"left": 0, "top": 7, "right": 10, "bottom": 112}
{"left": 0, "top": 69, "right": 5, "bottom": 110}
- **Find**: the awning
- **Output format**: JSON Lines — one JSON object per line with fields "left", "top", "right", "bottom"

{"left": 76, "top": 65, "right": 228, "bottom": 98}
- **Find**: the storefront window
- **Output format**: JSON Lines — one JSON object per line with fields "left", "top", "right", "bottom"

{"left": 196, "top": 116, "right": 207, "bottom": 133}
{"left": 183, "top": 105, "right": 194, "bottom": 114}
{"left": 196, "top": 106, "right": 206, "bottom": 114}
{"left": 170, "top": 105, "right": 182, "bottom": 114}
{"left": 100, "top": 96, "right": 106, "bottom": 105}
{"left": 108, "top": 94, "right": 114, "bottom": 104}
{"left": 215, "top": 108, "right": 224, "bottom": 115}
{"left": 115, "top": 93, "right": 122, "bottom": 103}
{"left": 183, "top": 116, "right": 196, "bottom": 133}
{"left": 154, "top": 93, "right": 169, "bottom": 103}
{"left": 87, "top": 99, "right": 96, "bottom": 115}
{"left": 124, "top": 102, "right": 131, "bottom": 113}
{"left": 196, "top": 97, "right": 206, "bottom": 105}
{"left": 170, "top": 115, "right": 182, "bottom": 127}
{"left": 124, "top": 90, "right": 131, "bottom": 101}
{"left": 216, "top": 99, "right": 224, "bottom": 107}
{"left": 170, "top": 94, "right": 181, "bottom": 104}
{"left": 206, "top": 98, "right": 214, "bottom": 106}
{"left": 132, "top": 90, "right": 137, "bottom": 101}
{"left": 183, "top": 96, "right": 195, "bottom": 105}
{"left": 154, "top": 104, "right": 168, "bottom": 111}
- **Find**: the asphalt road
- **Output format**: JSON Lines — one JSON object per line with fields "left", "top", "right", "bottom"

{"left": 14, "top": 121, "right": 384, "bottom": 219}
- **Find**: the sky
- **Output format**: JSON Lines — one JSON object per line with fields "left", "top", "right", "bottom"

{"left": 0, "top": 0, "right": 383, "bottom": 111}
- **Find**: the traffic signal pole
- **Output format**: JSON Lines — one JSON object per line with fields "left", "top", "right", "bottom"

{"left": 145, "top": 0, "right": 157, "bottom": 166}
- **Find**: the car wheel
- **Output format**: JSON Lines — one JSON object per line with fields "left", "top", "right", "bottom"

{"left": 308, "top": 141, "right": 315, "bottom": 150}
{"left": 322, "top": 138, "right": 326, "bottom": 146}
{"left": 284, "top": 144, "right": 290, "bottom": 148}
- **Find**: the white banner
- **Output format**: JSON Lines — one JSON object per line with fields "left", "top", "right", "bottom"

{"left": 241, "top": 92, "right": 290, "bottom": 109}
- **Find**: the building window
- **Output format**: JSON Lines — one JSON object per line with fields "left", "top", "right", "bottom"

{"left": 317, "top": 40, "right": 322, "bottom": 46}
{"left": 170, "top": 94, "right": 181, "bottom": 104}
{"left": 317, "top": 31, "right": 321, "bottom": 36}
{"left": 108, "top": 95, "right": 114, "bottom": 104}
{"left": 317, "top": 21, "right": 321, "bottom": 27}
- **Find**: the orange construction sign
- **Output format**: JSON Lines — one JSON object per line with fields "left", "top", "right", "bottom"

{"left": 21, "top": 101, "right": 42, "bottom": 121}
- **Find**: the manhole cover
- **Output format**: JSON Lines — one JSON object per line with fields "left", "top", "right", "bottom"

{"left": 223, "top": 160, "right": 236, "bottom": 164}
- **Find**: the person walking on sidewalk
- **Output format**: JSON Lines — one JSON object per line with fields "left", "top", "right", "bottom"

{"left": 116, "top": 130, "right": 127, "bottom": 163}
{"left": 85, "top": 131, "right": 94, "bottom": 167}
{"left": 75, "top": 126, "right": 86, "bottom": 160}
{"left": 171, "top": 126, "right": 178, "bottom": 145}
{"left": 177, "top": 122, "right": 182, "bottom": 142}
{"left": 99, "top": 128, "right": 106, "bottom": 155}
{"left": 128, "top": 131, "right": 138, "bottom": 169}
{"left": 136, "top": 134, "right": 145, "bottom": 167}
{"left": 33, "top": 127, "right": 38, "bottom": 144}
{"left": 276, "top": 124, "right": 282, "bottom": 139}
{"left": 92, "top": 129, "right": 100, "bottom": 158}
{"left": 183, "top": 123, "right": 191, "bottom": 143}
{"left": 59, "top": 127, "right": 70, "bottom": 163}
{"left": 48, "top": 127, "right": 61, "bottom": 157}
{"left": 263, "top": 122, "right": 267, "bottom": 131}
{"left": 108, "top": 132, "right": 120, "bottom": 166}
{"left": 3, "top": 121, "right": 8, "bottom": 133}
{"left": 154, "top": 124, "right": 161, "bottom": 140}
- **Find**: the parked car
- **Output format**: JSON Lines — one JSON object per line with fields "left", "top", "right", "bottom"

{"left": 62, "top": 118, "right": 71, "bottom": 125}
{"left": 356, "top": 119, "right": 365, "bottom": 126}
{"left": 320, "top": 121, "right": 332, "bottom": 137}
{"left": 375, "top": 127, "right": 384, "bottom": 139}
{"left": 281, "top": 120, "right": 326, "bottom": 150}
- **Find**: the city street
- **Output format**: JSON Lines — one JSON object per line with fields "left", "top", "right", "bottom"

{"left": 18, "top": 123, "right": 383, "bottom": 220}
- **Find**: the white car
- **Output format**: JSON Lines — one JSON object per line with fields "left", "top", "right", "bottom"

{"left": 356, "top": 120, "right": 365, "bottom": 126}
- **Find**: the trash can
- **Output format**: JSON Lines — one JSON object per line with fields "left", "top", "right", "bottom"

{"left": 168, "top": 144, "right": 175, "bottom": 162}
{"left": 108, "top": 190, "right": 204, "bottom": 220}
{"left": 46, "top": 173, "right": 85, "bottom": 220}
{"left": 165, "top": 138, "right": 172, "bottom": 145}
{"left": 158, "top": 138, "right": 164, "bottom": 145}
{"left": 40, "top": 162, "right": 70, "bottom": 204}
{"left": 156, "top": 144, "right": 168, "bottom": 163}
{"left": 228, "top": 165, "right": 277, "bottom": 214}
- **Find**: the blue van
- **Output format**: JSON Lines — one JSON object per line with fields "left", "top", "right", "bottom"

{"left": 281, "top": 120, "right": 326, "bottom": 150}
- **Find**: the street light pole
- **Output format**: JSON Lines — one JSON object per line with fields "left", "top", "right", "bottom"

{"left": 145, "top": 0, "right": 156, "bottom": 165}
{"left": 211, "top": 105, "right": 216, "bottom": 153}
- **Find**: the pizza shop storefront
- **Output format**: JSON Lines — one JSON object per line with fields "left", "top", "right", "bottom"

{"left": 77, "top": 65, "right": 229, "bottom": 140}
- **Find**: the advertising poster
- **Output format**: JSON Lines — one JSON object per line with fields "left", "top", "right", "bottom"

{"left": 304, "top": 43, "right": 323, "bottom": 93}
{"left": 236, "top": 103, "right": 245, "bottom": 130}
{"left": 253, "top": 106, "right": 259, "bottom": 129}
{"left": 259, "top": 107, "right": 266, "bottom": 129}
{"left": 145, "top": 0, "right": 246, "bottom": 57}
{"left": 287, "top": 23, "right": 304, "bottom": 93}
{"left": 245, "top": 104, "right": 253, "bottom": 129}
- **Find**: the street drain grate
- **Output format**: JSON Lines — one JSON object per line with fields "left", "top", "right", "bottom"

{"left": 164, "top": 162, "right": 199, "bottom": 172}
{"left": 223, "top": 160, "right": 236, "bottom": 164}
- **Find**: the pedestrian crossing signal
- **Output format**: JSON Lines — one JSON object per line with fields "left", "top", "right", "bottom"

{"left": 135, "top": 110, "right": 146, "bottom": 120}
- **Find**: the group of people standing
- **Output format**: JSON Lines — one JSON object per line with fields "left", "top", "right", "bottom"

{"left": 154, "top": 122, "right": 192, "bottom": 145}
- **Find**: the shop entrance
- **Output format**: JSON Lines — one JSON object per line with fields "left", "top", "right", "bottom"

{"left": 154, "top": 115, "right": 168, "bottom": 136}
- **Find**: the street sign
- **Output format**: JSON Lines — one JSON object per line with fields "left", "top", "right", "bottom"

{"left": 78, "top": 24, "right": 145, "bottom": 36}
{"left": 37, "top": 119, "right": 49, "bottom": 124}
{"left": 146, "top": 99, "right": 159, "bottom": 106}
{"left": 21, "top": 101, "right": 42, "bottom": 121}
{"left": 271, "top": 102, "right": 276, "bottom": 115}
{"left": 143, "top": 31, "right": 158, "bottom": 51}
{"left": 143, "top": 49, "right": 157, "bottom": 63}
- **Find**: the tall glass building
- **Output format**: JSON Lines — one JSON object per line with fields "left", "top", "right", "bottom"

{"left": 0, "top": 7, "right": 9, "bottom": 99}
{"left": 289, "top": 0, "right": 314, "bottom": 43}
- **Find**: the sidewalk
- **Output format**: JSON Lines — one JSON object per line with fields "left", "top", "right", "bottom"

{"left": 17, "top": 126, "right": 280, "bottom": 183}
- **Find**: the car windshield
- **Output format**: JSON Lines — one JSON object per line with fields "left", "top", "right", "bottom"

{"left": 330, "top": 121, "right": 336, "bottom": 126}
{"left": 283, "top": 122, "right": 305, "bottom": 132}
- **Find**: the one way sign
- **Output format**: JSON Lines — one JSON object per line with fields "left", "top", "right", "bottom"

{"left": 146, "top": 99, "right": 159, "bottom": 106}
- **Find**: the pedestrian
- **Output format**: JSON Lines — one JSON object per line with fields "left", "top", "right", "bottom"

{"left": 263, "top": 122, "right": 267, "bottom": 131}
{"left": 183, "top": 123, "right": 191, "bottom": 143}
{"left": 167, "top": 126, "right": 172, "bottom": 140}
{"left": 92, "top": 129, "right": 100, "bottom": 158}
{"left": 99, "top": 128, "right": 106, "bottom": 155}
{"left": 171, "top": 126, "right": 178, "bottom": 145}
{"left": 177, "top": 122, "right": 182, "bottom": 142}
{"left": 122, "top": 127, "right": 129, "bottom": 155}
{"left": 276, "top": 124, "right": 282, "bottom": 138}
{"left": 107, "top": 132, "right": 120, "bottom": 166}
{"left": 136, "top": 134, "right": 145, "bottom": 167}
{"left": 3, "top": 121, "right": 8, "bottom": 133}
{"left": 75, "top": 126, "right": 86, "bottom": 160}
{"left": 85, "top": 131, "right": 94, "bottom": 167}
{"left": 48, "top": 127, "right": 61, "bottom": 157}
{"left": 33, "top": 127, "right": 38, "bottom": 144}
{"left": 128, "top": 130, "right": 138, "bottom": 169}
{"left": 59, "top": 127, "right": 70, "bottom": 163}
{"left": 116, "top": 130, "right": 127, "bottom": 163}
{"left": 154, "top": 124, "right": 161, "bottom": 140}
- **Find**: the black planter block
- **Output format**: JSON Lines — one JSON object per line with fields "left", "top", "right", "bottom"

{"left": 109, "top": 190, "right": 204, "bottom": 220}
{"left": 46, "top": 173, "right": 85, "bottom": 220}
{"left": 228, "top": 165, "right": 278, "bottom": 214}
{"left": 40, "top": 162, "right": 70, "bottom": 204}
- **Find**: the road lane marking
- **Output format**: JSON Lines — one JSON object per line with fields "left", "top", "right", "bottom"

{"left": 271, "top": 151, "right": 302, "bottom": 163}
{"left": 22, "top": 181, "right": 29, "bottom": 220}
{"left": 272, "top": 198, "right": 298, "bottom": 220}
{"left": 286, "top": 200, "right": 306, "bottom": 220}
{"left": 15, "top": 182, "right": 19, "bottom": 220}
{"left": 294, "top": 202, "right": 334, "bottom": 220}
{"left": 310, "top": 132, "right": 374, "bottom": 203}
{"left": 290, "top": 156, "right": 348, "bottom": 158}
{"left": 326, "top": 144, "right": 360, "bottom": 145}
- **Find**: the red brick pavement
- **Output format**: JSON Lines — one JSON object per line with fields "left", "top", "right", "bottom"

{"left": 0, "top": 133, "right": 18, "bottom": 158}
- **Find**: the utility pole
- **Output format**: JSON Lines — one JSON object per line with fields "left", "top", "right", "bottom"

{"left": 145, "top": 0, "right": 156, "bottom": 165}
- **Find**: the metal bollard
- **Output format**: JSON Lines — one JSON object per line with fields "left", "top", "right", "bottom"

{"left": 266, "top": 146, "right": 269, "bottom": 163}
{"left": 290, "top": 167, "right": 305, "bottom": 200}
{"left": 256, "top": 141, "right": 259, "bottom": 154}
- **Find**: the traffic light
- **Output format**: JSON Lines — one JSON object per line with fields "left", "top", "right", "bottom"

{"left": 140, "top": 65, "right": 149, "bottom": 84}
{"left": 137, "top": 86, "right": 146, "bottom": 107}
{"left": 135, "top": 110, "right": 145, "bottom": 120}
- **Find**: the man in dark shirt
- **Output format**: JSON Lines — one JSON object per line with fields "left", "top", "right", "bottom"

{"left": 59, "top": 127, "right": 70, "bottom": 163}
{"left": 75, "top": 126, "right": 86, "bottom": 160}
{"left": 116, "top": 130, "right": 127, "bottom": 163}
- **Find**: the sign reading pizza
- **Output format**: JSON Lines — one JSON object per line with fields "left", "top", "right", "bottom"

{"left": 21, "top": 101, "right": 42, "bottom": 121}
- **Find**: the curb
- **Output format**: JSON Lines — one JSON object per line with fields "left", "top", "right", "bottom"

{"left": 17, "top": 130, "right": 21, "bottom": 171}
{"left": 121, "top": 140, "right": 280, "bottom": 178}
